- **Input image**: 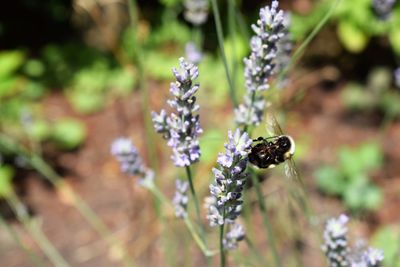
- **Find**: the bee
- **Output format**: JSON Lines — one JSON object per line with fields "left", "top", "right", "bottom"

{"left": 249, "top": 135, "right": 295, "bottom": 169}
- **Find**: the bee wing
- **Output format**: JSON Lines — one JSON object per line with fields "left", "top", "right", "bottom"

{"left": 285, "top": 158, "right": 304, "bottom": 187}
{"left": 266, "top": 113, "right": 284, "bottom": 137}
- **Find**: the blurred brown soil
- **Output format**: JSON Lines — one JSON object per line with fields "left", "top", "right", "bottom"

{"left": 1, "top": 70, "right": 400, "bottom": 267}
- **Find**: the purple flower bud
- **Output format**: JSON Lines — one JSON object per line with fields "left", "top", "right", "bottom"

{"left": 111, "top": 138, "right": 154, "bottom": 184}
{"left": 185, "top": 42, "right": 203, "bottom": 64}
{"left": 173, "top": 179, "right": 190, "bottom": 218}
{"left": 223, "top": 223, "right": 246, "bottom": 250}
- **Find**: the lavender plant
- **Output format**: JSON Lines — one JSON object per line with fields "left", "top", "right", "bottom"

{"left": 322, "top": 214, "right": 384, "bottom": 267}
{"left": 111, "top": 137, "right": 213, "bottom": 256}
{"left": 235, "top": 0, "right": 287, "bottom": 128}
{"left": 207, "top": 129, "right": 252, "bottom": 226}
{"left": 206, "top": 129, "right": 252, "bottom": 257}
{"left": 152, "top": 57, "right": 202, "bottom": 168}
{"left": 152, "top": 57, "right": 204, "bottom": 228}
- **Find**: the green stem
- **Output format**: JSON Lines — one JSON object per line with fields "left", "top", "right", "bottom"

{"left": 185, "top": 166, "right": 201, "bottom": 223}
{"left": 145, "top": 183, "right": 216, "bottom": 257}
{"left": 193, "top": 26, "right": 204, "bottom": 49}
{"left": 250, "top": 170, "right": 282, "bottom": 267}
{"left": 219, "top": 209, "right": 226, "bottom": 267}
{"left": 235, "top": 4, "right": 250, "bottom": 43}
{"left": 0, "top": 214, "right": 47, "bottom": 267}
{"left": 211, "top": 0, "right": 237, "bottom": 107}
{"left": 7, "top": 193, "right": 70, "bottom": 267}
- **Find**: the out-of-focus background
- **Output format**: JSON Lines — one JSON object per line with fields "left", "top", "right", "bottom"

{"left": 1, "top": 0, "right": 400, "bottom": 266}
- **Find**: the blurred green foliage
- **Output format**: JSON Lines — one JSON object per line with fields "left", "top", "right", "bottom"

{"left": 51, "top": 119, "right": 87, "bottom": 150}
{"left": 342, "top": 67, "right": 400, "bottom": 119}
{"left": 371, "top": 225, "right": 400, "bottom": 267}
{"left": 0, "top": 49, "right": 88, "bottom": 188}
{"left": 315, "top": 142, "right": 383, "bottom": 213}
{"left": 0, "top": 165, "right": 14, "bottom": 198}
{"left": 292, "top": 0, "right": 400, "bottom": 54}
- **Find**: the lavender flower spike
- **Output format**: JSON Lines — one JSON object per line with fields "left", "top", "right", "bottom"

{"left": 111, "top": 138, "right": 154, "bottom": 185}
{"left": 206, "top": 129, "right": 252, "bottom": 227}
{"left": 235, "top": 0, "right": 287, "bottom": 127}
{"left": 322, "top": 214, "right": 350, "bottom": 267}
{"left": 173, "top": 179, "right": 189, "bottom": 219}
{"left": 244, "top": 0, "right": 286, "bottom": 93}
{"left": 152, "top": 57, "right": 203, "bottom": 167}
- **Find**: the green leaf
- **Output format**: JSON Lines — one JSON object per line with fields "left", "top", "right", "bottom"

{"left": 29, "top": 120, "right": 51, "bottom": 142}
{"left": 371, "top": 225, "right": 400, "bottom": 267}
{"left": 337, "top": 21, "right": 368, "bottom": 53}
{"left": 380, "top": 91, "right": 400, "bottom": 117}
{"left": 341, "top": 83, "right": 376, "bottom": 111}
{"left": 389, "top": 25, "right": 400, "bottom": 55}
{"left": 338, "top": 147, "right": 364, "bottom": 178}
{"left": 67, "top": 90, "right": 105, "bottom": 114}
{"left": 315, "top": 166, "right": 346, "bottom": 195}
{"left": 108, "top": 68, "right": 136, "bottom": 95}
{"left": 23, "top": 59, "right": 45, "bottom": 78}
{"left": 0, "top": 76, "right": 19, "bottom": 98}
{"left": 23, "top": 81, "right": 46, "bottom": 99}
{"left": 367, "top": 67, "right": 392, "bottom": 94}
{"left": 0, "top": 165, "right": 14, "bottom": 198}
{"left": 0, "top": 50, "right": 25, "bottom": 79}
{"left": 343, "top": 176, "right": 382, "bottom": 211}
{"left": 51, "top": 119, "right": 86, "bottom": 150}
{"left": 343, "top": 176, "right": 367, "bottom": 210}
{"left": 362, "top": 185, "right": 382, "bottom": 210}
{"left": 358, "top": 142, "right": 383, "bottom": 172}
{"left": 144, "top": 51, "right": 180, "bottom": 80}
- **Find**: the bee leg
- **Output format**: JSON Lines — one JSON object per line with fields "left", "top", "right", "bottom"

{"left": 252, "top": 137, "right": 265, "bottom": 142}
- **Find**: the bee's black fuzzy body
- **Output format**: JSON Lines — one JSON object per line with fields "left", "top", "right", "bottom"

{"left": 249, "top": 135, "right": 295, "bottom": 169}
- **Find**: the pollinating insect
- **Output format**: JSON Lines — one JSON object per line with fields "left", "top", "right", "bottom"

{"left": 249, "top": 135, "right": 295, "bottom": 169}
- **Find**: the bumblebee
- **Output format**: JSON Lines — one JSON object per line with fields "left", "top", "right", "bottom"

{"left": 249, "top": 135, "right": 295, "bottom": 169}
